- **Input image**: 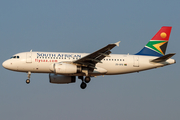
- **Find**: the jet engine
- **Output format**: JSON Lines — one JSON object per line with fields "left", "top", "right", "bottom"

{"left": 49, "top": 63, "right": 82, "bottom": 74}
{"left": 49, "top": 73, "right": 76, "bottom": 84}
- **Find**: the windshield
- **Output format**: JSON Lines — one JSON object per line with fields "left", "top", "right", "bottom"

{"left": 11, "top": 56, "right": 20, "bottom": 59}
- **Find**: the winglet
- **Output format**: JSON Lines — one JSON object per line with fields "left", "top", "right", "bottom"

{"left": 115, "top": 41, "right": 121, "bottom": 47}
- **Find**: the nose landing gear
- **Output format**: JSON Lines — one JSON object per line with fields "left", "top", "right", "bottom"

{"left": 26, "top": 71, "right": 31, "bottom": 84}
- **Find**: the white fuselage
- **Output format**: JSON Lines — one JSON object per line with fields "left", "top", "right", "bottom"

{"left": 2, "top": 52, "right": 176, "bottom": 76}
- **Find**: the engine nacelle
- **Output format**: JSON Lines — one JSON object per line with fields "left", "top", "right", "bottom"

{"left": 49, "top": 73, "right": 76, "bottom": 84}
{"left": 49, "top": 63, "right": 82, "bottom": 74}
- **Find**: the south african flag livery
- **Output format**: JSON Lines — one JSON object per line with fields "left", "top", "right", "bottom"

{"left": 136, "top": 26, "right": 172, "bottom": 57}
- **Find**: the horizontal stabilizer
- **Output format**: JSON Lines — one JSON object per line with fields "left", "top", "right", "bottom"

{"left": 150, "top": 53, "right": 176, "bottom": 63}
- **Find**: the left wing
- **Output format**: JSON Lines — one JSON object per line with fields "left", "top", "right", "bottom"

{"left": 73, "top": 41, "right": 120, "bottom": 68}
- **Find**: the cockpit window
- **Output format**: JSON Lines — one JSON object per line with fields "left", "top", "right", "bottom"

{"left": 11, "top": 56, "right": 16, "bottom": 58}
{"left": 11, "top": 56, "right": 20, "bottom": 59}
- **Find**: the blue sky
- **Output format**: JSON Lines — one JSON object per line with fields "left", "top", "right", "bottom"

{"left": 0, "top": 0, "right": 179, "bottom": 120}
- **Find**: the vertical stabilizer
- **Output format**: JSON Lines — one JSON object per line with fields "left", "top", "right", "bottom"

{"left": 136, "top": 26, "right": 172, "bottom": 57}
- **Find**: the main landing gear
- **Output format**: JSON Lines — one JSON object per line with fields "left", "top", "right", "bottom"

{"left": 78, "top": 76, "right": 91, "bottom": 89}
{"left": 26, "top": 71, "right": 31, "bottom": 84}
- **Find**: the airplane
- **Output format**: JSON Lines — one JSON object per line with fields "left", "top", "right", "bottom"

{"left": 2, "top": 26, "right": 176, "bottom": 89}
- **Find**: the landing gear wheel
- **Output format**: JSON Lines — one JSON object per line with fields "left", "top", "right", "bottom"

{"left": 26, "top": 71, "right": 31, "bottom": 84}
{"left": 80, "top": 82, "right": 87, "bottom": 89}
{"left": 85, "top": 76, "right": 91, "bottom": 83}
{"left": 26, "top": 79, "right": 30, "bottom": 84}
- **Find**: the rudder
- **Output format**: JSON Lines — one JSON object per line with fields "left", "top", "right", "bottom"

{"left": 136, "top": 26, "right": 172, "bottom": 57}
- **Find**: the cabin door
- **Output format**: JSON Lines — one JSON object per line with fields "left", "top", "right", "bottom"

{"left": 26, "top": 52, "right": 32, "bottom": 63}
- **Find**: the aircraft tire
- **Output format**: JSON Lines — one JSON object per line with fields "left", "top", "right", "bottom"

{"left": 85, "top": 76, "right": 91, "bottom": 83}
{"left": 80, "top": 82, "right": 87, "bottom": 89}
{"left": 26, "top": 79, "right": 30, "bottom": 84}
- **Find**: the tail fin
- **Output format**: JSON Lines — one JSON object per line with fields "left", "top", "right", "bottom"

{"left": 136, "top": 26, "right": 172, "bottom": 57}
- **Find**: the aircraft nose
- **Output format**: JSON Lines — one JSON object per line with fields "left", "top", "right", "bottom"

{"left": 2, "top": 60, "right": 9, "bottom": 69}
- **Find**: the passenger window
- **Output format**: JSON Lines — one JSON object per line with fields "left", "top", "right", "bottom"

{"left": 17, "top": 56, "right": 19, "bottom": 58}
